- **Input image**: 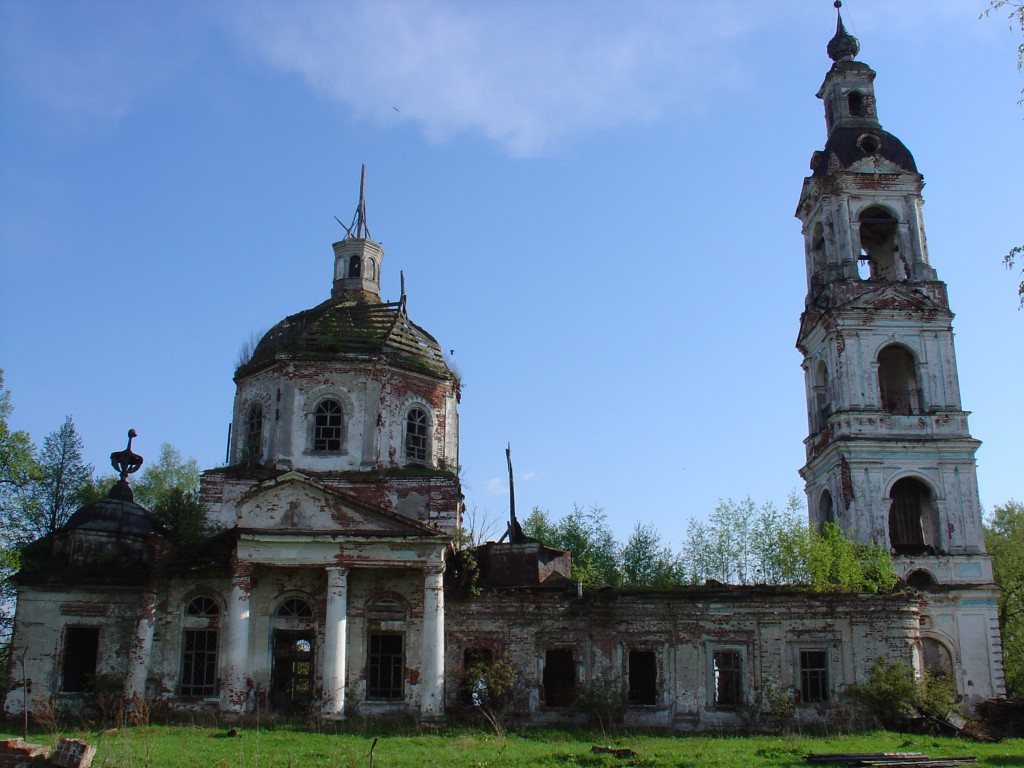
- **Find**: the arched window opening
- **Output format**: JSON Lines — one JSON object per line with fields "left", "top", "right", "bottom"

{"left": 349, "top": 254, "right": 361, "bottom": 278}
{"left": 185, "top": 596, "right": 220, "bottom": 617}
{"left": 811, "top": 222, "right": 827, "bottom": 276}
{"left": 275, "top": 598, "right": 314, "bottom": 619}
{"left": 878, "top": 345, "right": 921, "bottom": 415}
{"left": 921, "top": 638, "right": 954, "bottom": 679}
{"left": 813, "top": 360, "right": 831, "bottom": 431}
{"left": 888, "top": 477, "right": 937, "bottom": 555}
{"left": 848, "top": 91, "right": 865, "bottom": 117}
{"left": 907, "top": 569, "right": 937, "bottom": 590}
{"left": 818, "top": 489, "right": 835, "bottom": 528}
{"left": 313, "top": 399, "right": 343, "bottom": 452}
{"left": 366, "top": 258, "right": 376, "bottom": 280}
{"left": 858, "top": 206, "right": 900, "bottom": 281}
{"left": 244, "top": 404, "right": 263, "bottom": 464}
{"left": 405, "top": 407, "right": 429, "bottom": 464}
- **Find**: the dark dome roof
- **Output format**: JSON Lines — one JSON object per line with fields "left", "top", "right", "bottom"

{"left": 64, "top": 494, "right": 162, "bottom": 537}
{"left": 812, "top": 126, "right": 917, "bottom": 177}
{"left": 236, "top": 297, "right": 450, "bottom": 379}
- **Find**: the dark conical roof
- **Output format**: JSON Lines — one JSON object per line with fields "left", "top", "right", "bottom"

{"left": 64, "top": 481, "right": 162, "bottom": 537}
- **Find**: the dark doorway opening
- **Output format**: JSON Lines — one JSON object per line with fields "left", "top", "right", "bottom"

{"left": 543, "top": 648, "right": 576, "bottom": 707}
{"left": 62, "top": 626, "right": 99, "bottom": 692}
{"left": 628, "top": 650, "right": 657, "bottom": 705}
{"left": 271, "top": 630, "right": 314, "bottom": 714}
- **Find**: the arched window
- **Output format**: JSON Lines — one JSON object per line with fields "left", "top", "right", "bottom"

{"left": 313, "top": 399, "right": 343, "bottom": 452}
{"left": 921, "top": 637, "right": 954, "bottom": 678}
{"left": 848, "top": 90, "right": 865, "bottom": 117}
{"left": 349, "top": 254, "right": 361, "bottom": 278}
{"left": 405, "top": 407, "right": 429, "bottom": 464}
{"left": 180, "top": 595, "right": 220, "bottom": 697}
{"left": 878, "top": 345, "right": 921, "bottom": 415}
{"left": 907, "top": 569, "right": 937, "bottom": 590}
{"left": 888, "top": 477, "right": 937, "bottom": 555}
{"left": 185, "top": 596, "right": 220, "bottom": 617}
{"left": 366, "top": 258, "right": 376, "bottom": 280}
{"left": 275, "top": 598, "right": 314, "bottom": 619}
{"left": 857, "top": 206, "right": 900, "bottom": 281}
{"left": 244, "top": 404, "right": 263, "bottom": 463}
{"left": 818, "top": 489, "right": 835, "bottom": 528}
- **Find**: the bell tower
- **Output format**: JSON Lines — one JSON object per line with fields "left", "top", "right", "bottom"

{"left": 795, "top": 3, "right": 1003, "bottom": 702}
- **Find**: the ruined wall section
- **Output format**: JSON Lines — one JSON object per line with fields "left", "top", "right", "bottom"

{"left": 3, "top": 585, "right": 147, "bottom": 718}
{"left": 445, "top": 588, "right": 920, "bottom": 730}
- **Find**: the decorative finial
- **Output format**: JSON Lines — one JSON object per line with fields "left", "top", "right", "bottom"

{"left": 827, "top": 0, "right": 860, "bottom": 62}
{"left": 334, "top": 165, "right": 372, "bottom": 240}
{"left": 108, "top": 429, "right": 144, "bottom": 502}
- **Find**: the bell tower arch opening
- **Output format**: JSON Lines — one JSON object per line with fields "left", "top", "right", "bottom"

{"left": 877, "top": 344, "right": 921, "bottom": 415}
{"left": 887, "top": 477, "right": 938, "bottom": 555}
{"left": 857, "top": 206, "right": 900, "bottom": 281}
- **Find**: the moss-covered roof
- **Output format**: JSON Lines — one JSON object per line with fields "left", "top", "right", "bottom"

{"left": 236, "top": 297, "right": 450, "bottom": 379}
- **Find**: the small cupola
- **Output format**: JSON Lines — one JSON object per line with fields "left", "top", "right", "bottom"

{"left": 817, "top": 2, "right": 881, "bottom": 137}
{"left": 331, "top": 165, "right": 384, "bottom": 302}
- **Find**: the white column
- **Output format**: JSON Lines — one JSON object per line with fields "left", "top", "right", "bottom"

{"left": 419, "top": 566, "right": 445, "bottom": 722}
{"left": 221, "top": 562, "right": 252, "bottom": 712}
{"left": 322, "top": 566, "right": 349, "bottom": 719}
{"left": 123, "top": 588, "right": 157, "bottom": 705}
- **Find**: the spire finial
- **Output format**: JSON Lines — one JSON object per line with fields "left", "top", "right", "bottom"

{"left": 827, "top": 0, "right": 860, "bottom": 62}
{"left": 337, "top": 164, "right": 372, "bottom": 241}
{"left": 108, "top": 429, "right": 144, "bottom": 501}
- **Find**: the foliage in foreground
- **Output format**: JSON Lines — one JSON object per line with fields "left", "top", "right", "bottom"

{"left": 0, "top": 725, "right": 1020, "bottom": 768}
{"left": 847, "top": 659, "right": 957, "bottom": 729}
{"left": 986, "top": 500, "right": 1024, "bottom": 697}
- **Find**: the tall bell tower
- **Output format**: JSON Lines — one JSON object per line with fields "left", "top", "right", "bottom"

{"left": 795, "top": 3, "right": 1003, "bottom": 702}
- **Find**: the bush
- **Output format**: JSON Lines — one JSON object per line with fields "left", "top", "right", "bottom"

{"left": 848, "top": 659, "right": 957, "bottom": 728}
{"left": 460, "top": 657, "right": 521, "bottom": 735}
{"left": 577, "top": 677, "right": 629, "bottom": 735}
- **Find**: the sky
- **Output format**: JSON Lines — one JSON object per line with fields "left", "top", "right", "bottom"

{"left": 1, "top": 0, "right": 1021, "bottom": 546}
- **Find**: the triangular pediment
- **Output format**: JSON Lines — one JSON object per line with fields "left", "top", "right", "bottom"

{"left": 845, "top": 155, "right": 906, "bottom": 175}
{"left": 839, "top": 283, "right": 946, "bottom": 313}
{"left": 235, "top": 472, "right": 441, "bottom": 538}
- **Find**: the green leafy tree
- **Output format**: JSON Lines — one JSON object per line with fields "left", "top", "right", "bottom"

{"left": 26, "top": 416, "right": 93, "bottom": 542}
{"left": 133, "top": 443, "right": 200, "bottom": 510}
{"left": 621, "top": 522, "right": 676, "bottom": 586}
{"left": 524, "top": 504, "right": 621, "bottom": 587}
{"left": 986, "top": 500, "right": 1024, "bottom": 696}
{"left": 808, "top": 522, "right": 897, "bottom": 594}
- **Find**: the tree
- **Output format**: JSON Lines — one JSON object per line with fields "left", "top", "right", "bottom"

{"left": 986, "top": 500, "right": 1024, "bottom": 696}
{"left": 25, "top": 416, "right": 93, "bottom": 542}
{"left": 0, "top": 370, "right": 38, "bottom": 532}
{"left": 620, "top": 522, "right": 676, "bottom": 586}
{"left": 523, "top": 504, "right": 621, "bottom": 587}
{"left": 133, "top": 443, "right": 211, "bottom": 550}
{"left": 808, "top": 522, "right": 897, "bottom": 594}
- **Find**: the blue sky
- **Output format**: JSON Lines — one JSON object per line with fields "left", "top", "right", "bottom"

{"left": 1, "top": 0, "right": 1021, "bottom": 544}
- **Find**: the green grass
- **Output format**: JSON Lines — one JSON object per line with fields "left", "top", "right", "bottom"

{"left": 1, "top": 725, "right": 1022, "bottom": 768}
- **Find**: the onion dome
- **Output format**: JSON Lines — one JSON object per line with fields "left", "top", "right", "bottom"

{"left": 827, "top": 2, "right": 860, "bottom": 62}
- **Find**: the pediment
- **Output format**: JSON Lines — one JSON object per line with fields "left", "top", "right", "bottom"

{"left": 845, "top": 155, "right": 906, "bottom": 175}
{"left": 840, "top": 283, "right": 945, "bottom": 313}
{"left": 235, "top": 472, "right": 440, "bottom": 538}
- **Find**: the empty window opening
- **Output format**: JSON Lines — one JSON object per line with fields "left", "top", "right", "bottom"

{"left": 61, "top": 627, "right": 99, "bottom": 692}
{"left": 313, "top": 399, "right": 343, "bottom": 452}
{"left": 857, "top": 251, "right": 874, "bottom": 280}
{"left": 367, "top": 632, "right": 404, "bottom": 700}
{"left": 180, "top": 629, "right": 218, "bottom": 697}
{"left": 857, "top": 132, "right": 881, "bottom": 155}
{"left": 244, "top": 404, "right": 263, "bottom": 463}
{"left": 712, "top": 650, "right": 742, "bottom": 708}
{"left": 799, "top": 649, "right": 829, "bottom": 704}
{"left": 858, "top": 207, "right": 900, "bottom": 281}
{"left": 907, "top": 569, "right": 938, "bottom": 590}
{"left": 818, "top": 489, "right": 835, "bottom": 528}
{"left": 366, "top": 258, "right": 376, "bottom": 280}
{"left": 349, "top": 255, "right": 361, "bottom": 278}
{"left": 848, "top": 91, "right": 865, "bottom": 117}
{"left": 276, "top": 597, "right": 314, "bottom": 618}
{"left": 543, "top": 648, "right": 576, "bottom": 707}
{"left": 463, "top": 647, "right": 494, "bottom": 706}
{"left": 921, "top": 638, "right": 954, "bottom": 679}
{"left": 878, "top": 345, "right": 921, "bottom": 415}
{"left": 628, "top": 650, "right": 657, "bottom": 706}
{"left": 810, "top": 222, "right": 827, "bottom": 277}
{"left": 405, "top": 407, "right": 429, "bottom": 464}
{"left": 888, "top": 477, "right": 936, "bottom": 555}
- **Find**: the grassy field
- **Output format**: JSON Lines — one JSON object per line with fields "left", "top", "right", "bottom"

{"left": 1, "top": 725, "right": 1023, "bottom": 768}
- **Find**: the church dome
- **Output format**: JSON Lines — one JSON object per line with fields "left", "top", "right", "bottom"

{"left": 812, "top": 126, "right": 917, "bottom": 177}
{"left": 236, "top": 296, "right": 450, "bottom": 380}
{"left": 63, "top": 491, "right": 162, "bottom": 537}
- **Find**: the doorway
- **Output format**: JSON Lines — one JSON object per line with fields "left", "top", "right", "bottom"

{"left": 271, "top": 630, "right": 314, "bottom": 714}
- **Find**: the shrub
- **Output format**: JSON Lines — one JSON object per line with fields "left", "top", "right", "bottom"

{"left": 848, "top": 658, "right": 957, "bottom": 728}
{"left": 577, "top": 677, "right": 629, "bottom": 736}
{"left": 460, "top": 657, "right": 521, "bottom": 735}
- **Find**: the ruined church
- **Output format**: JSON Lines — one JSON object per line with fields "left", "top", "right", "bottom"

{"left": 3, "top": 11, "right": 1004, "bottom": 727}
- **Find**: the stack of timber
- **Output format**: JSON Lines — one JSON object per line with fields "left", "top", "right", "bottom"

{"left": 806, "top": 753, "right": 977, "bottom": 768}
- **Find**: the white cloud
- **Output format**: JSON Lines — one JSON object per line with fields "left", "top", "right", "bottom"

{"left": 224, "top": 0, "right": 759, "bottom": 157}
